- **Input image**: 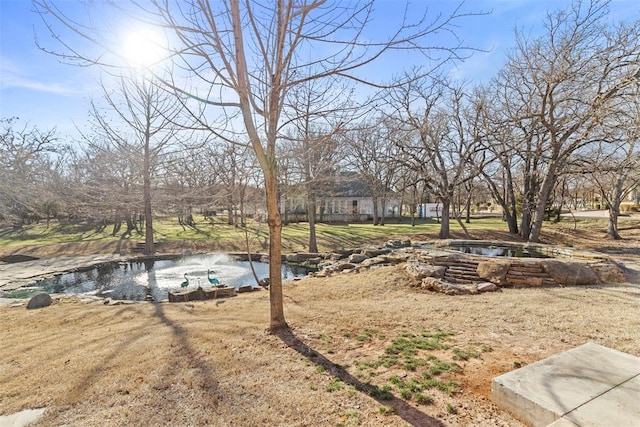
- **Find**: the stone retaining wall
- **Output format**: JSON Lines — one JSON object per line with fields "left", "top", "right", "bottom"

{"left": 310, "top": 239, "right": 627, "bottom": 295}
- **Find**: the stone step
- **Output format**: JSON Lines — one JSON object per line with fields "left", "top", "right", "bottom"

{"left": 446, "top": 272, "right": 481, "bottom": 280}
{"left": 444, "top": 264, "right": 481, "bottom": 284}
{"left": 507, "top": 270, "right": 551, "bottom": 278}
{"left": 445, "top": 265, "right": 479, "bottom": 273}
{"left": 446, "top": 266, "right": 479, "bottom": 274}
{"left": 434, "top": 260, "right": 479, "bottom": 267}
{"left": 506, "top": 277, "right": 555, "bottom": 287}
{"left": 443, "top": 277, "right": 478, "bottom": 284}
{"left": 440, "top": 268, "right": 476, "bottom": 274}
{"left": 509, "top": 266, "right": 546, "bottom": 274}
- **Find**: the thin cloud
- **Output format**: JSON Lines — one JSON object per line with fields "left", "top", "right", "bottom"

{"left": 0, "top": 55, "right": 84, "bottom": 95}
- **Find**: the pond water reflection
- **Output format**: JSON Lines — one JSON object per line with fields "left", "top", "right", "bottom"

{"left": 445, "top": 244, "right": 551, "bottom": 258}
{"left": 18, "top": 253, "right": 310, "bottom": 301}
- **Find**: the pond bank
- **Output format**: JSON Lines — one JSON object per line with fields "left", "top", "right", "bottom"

{"left": 0, "top": 254, "right": 126, "bottom": 291}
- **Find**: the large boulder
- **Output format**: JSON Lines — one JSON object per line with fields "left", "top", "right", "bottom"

{"left": 380, "top": 253, "right": 413, "bottom": 264}
{"left": 406, "top": 262, "right": 446, "bottom": 283}
{"left": 477, "top": 260, "right": 511, "bottom": 286}
{"left": 540, "top": 260, "right": 599, "bottom": 286}
{"left": 477, "top": 282, "right": 501, "bottom": 293}
{"left": 421, "top": 277, "right": 477, "bottom": 295}
{"left": 348, "top": 253, "right": 368, "bottom": 264}
{"left": 329, "top": 253, "right": 346, "bottom": 261}
{"left": 285, "top": 253, "right": 307, "bottom": 263}
{"left": 361, "top": 256, "right": 388, "bottom": 267}
{"left": 334, "top": 262, "right": 357, "bottom": 272}
{"left": 285, "top": 253, "right": 325, "bottom": 263}
{"left": 26, "top": 292, "right": 53, "bottom": 309}
{"left": 306, "top": 257, "right": 323, "bottom": 266}
{"left": 317, "top": 260, "right": 335, "bottom": 271}
{"left": 589, "top": 262, "right": 626, "bottom": 283}
{"left": 362, "top": 247, "right": 392, "bottom": 257}
{"left": 384, "top": 239, "right": 411, "bottom": 249}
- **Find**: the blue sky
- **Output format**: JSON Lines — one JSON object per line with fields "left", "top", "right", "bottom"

{"left": 1, "top": 0, "right": 639, "bottom": 140}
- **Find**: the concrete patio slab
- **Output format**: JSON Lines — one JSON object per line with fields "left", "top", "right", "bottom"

{"left": 492, "top": 342, "right": 640, "bottom": 427}
{"left": 560, "top": 374, "right": 640, "bottom": 427}
{"left": 0, "top": 408, "right": 46, "bottom": 427}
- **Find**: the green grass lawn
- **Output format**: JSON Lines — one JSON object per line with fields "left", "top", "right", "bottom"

{"left": 1, "top": 214, "right": 630, "bottom": 255}
{"left": 0, "top": 215, "right": 512, "bottom": 254}
{"left": 0, "top": 222, "right": 119, "bottom": 248}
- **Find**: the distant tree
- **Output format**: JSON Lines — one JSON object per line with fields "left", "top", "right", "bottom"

{"left": 285, "top": 79, "right": 348, "bottom": 250}
{"left": 207, "top": 140, "right": 258, "bottom": 227}
{"left": 0, "top": 118, "right": 58, "bottom": 227}
{"left": 160, "top": 147, "right": 214, "bottom": 230}
{"left": 344, "top": 119, "right": 398, "bottom": 226}
{"left": 580, "top": 93, "right": 640, "bottom": 239}
{"left": 395, "top": 166, "right": 425, "bottom": 226}
{"left": 388, "top": 79, "right": 484, "bottom": 238}
{"left": 470, "top": 85, "right": 521, "bottom": 234}
{"left": 75, "top": 139, "right": 142, "bottom": 234}
{"left": 88, "top": 74, "right": 185, "bottom": 255}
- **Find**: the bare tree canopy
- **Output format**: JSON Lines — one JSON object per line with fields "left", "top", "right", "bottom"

{"left": 0, "top": 118, "right": 61, "bottom": 226}
{"left": 33, "top": 0, "right": 486, "bottom": 330}
{"left": 490, "top": 0, "right": 640, "bottom": 241}
{"left": 88, "top": 73, "right": 186, "bottom": 254}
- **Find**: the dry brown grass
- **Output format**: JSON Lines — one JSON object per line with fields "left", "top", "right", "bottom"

{"left": 2, "top": 255, "right": 640, "bottom": 426}
{"left": 2, "top": 220, "right": 640, "bottom": 425}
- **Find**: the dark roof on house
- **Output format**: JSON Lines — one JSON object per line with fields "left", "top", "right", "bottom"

{"left": 315, "top": 172, "right": 383, "bottom": 198}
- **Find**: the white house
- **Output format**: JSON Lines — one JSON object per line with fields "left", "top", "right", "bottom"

{"left": 281, "top": 172, "right": 401, "bottom": 223}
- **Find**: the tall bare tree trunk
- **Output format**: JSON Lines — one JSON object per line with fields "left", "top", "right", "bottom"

{"left": 307, "top": 190, "right": 318, "bottom": 253}
{"left": 529, "top": 162, "right": 558, "bottom": 242}
{"left": 143, "top": 136, "right": 154, "bottom": 256}
{"left": 506, "top": 169, "right": 519, "bottom": 235}
{"left": 607, "top": 208, "right": 621, "bottom": 239}
{"left": 372, "top": 195, "right": 379, "bottom": 225}
{"left": 438, "top": 198, "right": 451, "bottom": 238}
{"left": 607, "top": 175, "right": 625, "bottom": 240}
{"left": 464, "top": 192, "right": 472, "bottom": 224}
{"left": 265, "top": 171, "right": 286, "bottom": 330}
{"left": 229, "top": 0, "right": 287, "bottom": 331}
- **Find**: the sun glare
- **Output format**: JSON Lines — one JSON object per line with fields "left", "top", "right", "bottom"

{"left": 122, "top": 27, "right": 164, "bottom": 69}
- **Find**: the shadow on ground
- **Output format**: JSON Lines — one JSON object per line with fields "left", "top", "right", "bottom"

{"left": 275, "top": 326, "right": 445, "bottom": 427}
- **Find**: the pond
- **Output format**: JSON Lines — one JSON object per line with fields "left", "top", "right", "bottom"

{"left": 445, "top": 243, "right": 551, "bottom": 258}
{"left": 4, "top": 253, "right": 311, "bottom": 301}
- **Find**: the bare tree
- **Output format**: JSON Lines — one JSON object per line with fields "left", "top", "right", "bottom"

{"left": 344, "top": 119, "right": 398, "bottom": 226}
{"left": 471, "top": 84, "right": 523, "bottom": 235}
{"left": 205, "top": 140, "right": 258, "bottom": 227}
{"left": 35, "top": 0, "right": 482, "bottom": 331}
{"left": 62, "top": 135, "right": 142, "bottom": 232}
{"left": 284, "top": 78, "right": 349, "bottom": 251}
{"left": 395, "top": 165, "right": 425, "bottom": 226}
{"left": 388, "top": 78, "right": 484, "bottom": 238}
{"left": 493, "top": 0, "right": 640, "bottom": 242}
{"left": 580, "top": 93, "right": 640, "bottom": 238}
{"left": 88, "top": 74, "right": 185, "bottom": 255}
{"left": 0, "top": 118, "right": 59, "bottom": 227}
{"left": 160, "top": 145, "right": 218, "bottom": 229}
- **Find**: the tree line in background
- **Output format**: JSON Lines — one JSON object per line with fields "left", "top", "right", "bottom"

{"left": 1, "top": 0, "right": 638, "bottom": 330}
